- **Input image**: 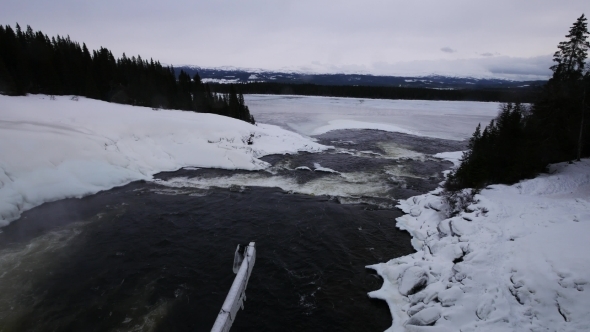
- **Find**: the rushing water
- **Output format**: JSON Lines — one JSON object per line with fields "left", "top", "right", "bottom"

{"left": 0, "top": 130, "right": 463, "bottom": 332}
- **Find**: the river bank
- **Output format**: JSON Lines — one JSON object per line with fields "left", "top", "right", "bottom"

{"left": 368, "top": 158, "right": 590, "bottom": 331}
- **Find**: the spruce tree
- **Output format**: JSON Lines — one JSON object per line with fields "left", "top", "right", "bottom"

{"left": 532, "top": 14, "right": 590, "bottom": 162}
{"left": 551, "top": 14, "right": 590, "bottom": 81}
{"left": 0, "top": 24, "right": 254, "bottom": 123}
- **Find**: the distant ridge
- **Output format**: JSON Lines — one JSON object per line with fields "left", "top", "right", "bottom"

{"left": 173, "top": 66, "right": 547, "bottom": 90}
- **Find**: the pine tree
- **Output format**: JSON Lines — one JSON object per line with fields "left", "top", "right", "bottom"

{"left": 550, "top": 14, "right": 590, "bottom": 81}
{"left": 0, "top": 24, "right": 254, "bottom": 123}
{"left": 447, "top": 14, "right": 590, "bottom": 191}
{"left": 533, "top": 14, "right": 590, "bottom": 162}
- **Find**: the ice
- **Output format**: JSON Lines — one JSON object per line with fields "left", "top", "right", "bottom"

{"left": 0, "top": 94, "right": 328, "bottom": 225}
{"left": 311, "top": 119, "right": 418, "bottom": 136}
{"left": 245, "top": 95, "right": 500, "bottom": 141}
{"left": 369, "top": 158, "right": 590, "bottom": 331}
{"left": 313, "top": 163, "right": 339, "bottom": 174}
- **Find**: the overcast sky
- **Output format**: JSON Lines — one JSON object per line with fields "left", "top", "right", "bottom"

{"left": 2, "top": 0, "right": 588, "bottom": 79}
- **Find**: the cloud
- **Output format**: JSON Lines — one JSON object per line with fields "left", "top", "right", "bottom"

{"left": 1, "top": 0, "right": 586, "bottom": 77}
{"left": 441, "top": 47, "right": 456, "bottom": 53}
{"left": 484, "top": 55, "right": 552, "bottom": 78}
{"left": 306, "top": 55, "right": 553, "bottom": 80}
{"left": 480, "top": 52, "right": 495, "bottom": 57}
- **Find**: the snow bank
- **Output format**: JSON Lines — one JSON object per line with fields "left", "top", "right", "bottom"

{"left": 368, "top": 159, "right": 590, "bottom": 331}
{"left": 0, "top": 95, "right": 328, "bottom": 226}
{"left": 433, "top": 151, "right": 464, "bottom": 167}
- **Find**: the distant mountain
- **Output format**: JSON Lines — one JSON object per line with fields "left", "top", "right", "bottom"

{"left": 173, "top": 66, "right": 546, "bottom": 90}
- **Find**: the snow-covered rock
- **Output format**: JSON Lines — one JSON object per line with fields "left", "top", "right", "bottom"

{"left": 368, "top": 158, "right": 590, "bottom": 332}
{"left": 399, "top": 266, "right": 429, "bottom": 296}
{"left": 313, "top": 162, "right": 339, "bottom": 174}
{"left": 406, "top": 306, "right": 440, "bottom": 326}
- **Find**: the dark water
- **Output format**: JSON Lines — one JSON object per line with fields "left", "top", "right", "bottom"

{"left": 0, "top": 130, "right": 463, "bottom": 332}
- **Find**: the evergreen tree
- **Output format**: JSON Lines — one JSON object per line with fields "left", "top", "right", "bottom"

{"left": 0, "top": 24, "right": 255, "bottom": 124}
{"left": 447, "top": 14, "right": 590, "bottom": 191}
{"left": 531, "top": 14, "right": 590, "bottom": 163}
{"left": 445, "top": 103, "right": 527, "bottom": 190}
{"left": 550, "top": 14, "right": 590, "bottom": 81}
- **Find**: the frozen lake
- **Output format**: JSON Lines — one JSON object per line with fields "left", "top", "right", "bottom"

{"left": 245, "top": 94, "right": 500, "bottom": 141}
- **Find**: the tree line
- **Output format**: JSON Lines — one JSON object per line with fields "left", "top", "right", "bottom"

{"left": 446, "top": 14, "right": 590, "bottom": 190}
{"left": 208, "top": 81, "right": 540, "bottom": 103}
{"left": 0, "top": 24, "right": 254, "bottom": 124}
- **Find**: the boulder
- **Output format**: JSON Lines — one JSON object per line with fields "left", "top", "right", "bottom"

{"left": 399, "top": 266, "right": 429, "bottom": 296}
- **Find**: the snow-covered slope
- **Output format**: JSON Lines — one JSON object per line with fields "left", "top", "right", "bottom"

{"left": 0, "top": 95, "right": 327, "bottom": 226}
{"left": 368, "top": 159, "right": 590, "bottom": 331}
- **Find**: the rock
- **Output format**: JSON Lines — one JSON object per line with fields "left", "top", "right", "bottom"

{"left": 407, "top": 303, "right": 427, "bottom": 316}
{"left": 399, "top": 266, "right": 429, "bottom": 296}
{"left": 438, "top": 286, "right": 463, "bottom": 307}
{"left": 410, "top": 207, "right": 422, "bottom": 217}
{"left": 437, "top": 219, "right": 452, "bottom": 237}
{"left": 406, "top": 307, "right": 441, "bottom": 326}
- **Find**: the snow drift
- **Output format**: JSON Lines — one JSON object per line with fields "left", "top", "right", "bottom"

{"left": 0, "top": 95, "right": 327, "bottom": 226}
{"left": 368, "top": 158, "right": 590, "bottom": 331}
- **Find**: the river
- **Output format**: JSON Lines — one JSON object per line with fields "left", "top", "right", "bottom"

{"left": 0, "top": 95, "right": 497, "bottom": 331}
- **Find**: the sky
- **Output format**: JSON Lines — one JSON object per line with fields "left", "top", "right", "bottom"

{"left": 2, "top": 0, "right": 588, "bottom": 80}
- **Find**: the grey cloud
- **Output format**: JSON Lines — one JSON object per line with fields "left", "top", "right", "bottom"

{"left": 485, "top": 55, "right": 553, "bottom": 77}
{"left": 0, "top": 0, "right": 586, "bottom": 77}
{"left": 360, "top": 55, "right": 553, "bottom": 80}
{"left": 480, "top": 53, "right": 495, "bottom": 57}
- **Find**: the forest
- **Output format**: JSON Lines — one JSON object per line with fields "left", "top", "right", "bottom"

{"left": 208, "top": 81, "right": 539, "bottom": 103}
{"left": 446, "top": 14, "right": 590, "bottom": 191}
{"left": 0, "top": 24, "right": 255, "bottom": 124}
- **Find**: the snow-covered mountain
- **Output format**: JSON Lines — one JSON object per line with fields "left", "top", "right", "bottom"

{"left": 173, "top": 66, "right": 546, "bottom": 90}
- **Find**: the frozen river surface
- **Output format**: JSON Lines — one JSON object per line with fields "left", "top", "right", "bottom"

{"left": 245, "top": 94, "right": 500, "bottom": 140}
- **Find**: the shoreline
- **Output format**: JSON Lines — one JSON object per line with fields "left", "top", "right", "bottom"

{"left": 367, "top": 159, "right": 590, "bottom": 331}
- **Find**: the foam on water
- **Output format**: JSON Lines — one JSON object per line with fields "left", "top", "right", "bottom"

{"left": 383, "top": 165, "right": 427, "bottom": 180}
{"left": 120, "top": 299, "right": 169, "bottom": 332}
{"left": 0, "top": 224, "right": 83, "bottom": 325}
{"left": 153, "top": 170, "right": 394, "bottom": 200}
{"left": 377, "top": 142, "right": 426, "bottom": 160}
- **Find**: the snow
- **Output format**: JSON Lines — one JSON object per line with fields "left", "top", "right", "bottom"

{"left": 245, "top": 95, "right": 500, "bottom": 141}
{"left": 0, "top": 94, "right": 327, "bottom": 226}
{"left": 433, "top": 151, "right": 465, "bottom": 167}
{"left": 311, "top": 119, "right": 419, "bottom": 136}
{"left": 3, "top": 93, "right": 587, "bottom": 331}
{"left": 201, "top": 78, "right": 240, "bottom": 84}
{"left": 313, "top": 162, "right": 340, "bottom": 174}
{"left": 368, "top": 159, "right": 590, "bottom": 331}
